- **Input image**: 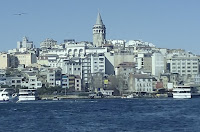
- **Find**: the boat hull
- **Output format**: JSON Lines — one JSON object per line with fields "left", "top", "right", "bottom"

{"left": 173, "top": 93, "right": 191, "bottom": 99}
{"left": 18, "top": 96, "right": 38, "bottom": 101}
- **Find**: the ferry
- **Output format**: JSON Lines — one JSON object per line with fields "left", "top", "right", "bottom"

{"left": 0, "top": 88, "right": 18, "bottom": 102}
{"left": 172, "top": 85, "right": 191, "bottom": 99}
{"left": 18, "top": 89, "right": 39, "bottom": 101}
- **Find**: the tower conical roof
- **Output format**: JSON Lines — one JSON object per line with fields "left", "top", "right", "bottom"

{"left": 96, "top": 12, "right": 103, "bottom": 25}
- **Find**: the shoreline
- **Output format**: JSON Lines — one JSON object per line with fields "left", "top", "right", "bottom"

{"left": 39, "top": 94, "right": 170, "bottom": 100}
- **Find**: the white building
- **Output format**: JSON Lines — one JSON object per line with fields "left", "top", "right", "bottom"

{"left": 125, "top": 40, "right": 155, "bottom": 48}
{"left": 81, "top": 53, "right": 106, "bottom": 88}
{"left": 152, "top": 52, "right": 165, "bottom": 77}
{"left": 17, "top": 36, "right": 34, "bottom": 49}
{"left": 40, "top": 41, "right": 86, "bottom": 58}
{"left": 107, "top": 39, "right": 126, "bottom": 47}
{"left": 85, "top": 47, "right": 107, "bottom": 55}
{"left": 128, "top": 74, "right": 153, "bottom": 93}
{"left": 40, "top": 38, "right": 57, "bottom": 49}
{"left": 65, "top": 42, "right": 85, "bottom": 58}
{"left": 90, "top": 53, "right": 105, "bottom": 74}
{"left": 61, "top": 59, "right": 82, "bottom": 78}
{"left": 167, "top": 56, "right": 199, "bottom": 76}
{"left": 47, "top": 54, "right": 59, "bottom": 68}
{"left": 6, "top": 76, "right": 23, "bottom": 88}
{"left": 21, "top": 74, "right": 42, "bottom": 89}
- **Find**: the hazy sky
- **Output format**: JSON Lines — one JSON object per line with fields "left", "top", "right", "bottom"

{"left": 0, "top": 0, "right": 200, "bottom": 54}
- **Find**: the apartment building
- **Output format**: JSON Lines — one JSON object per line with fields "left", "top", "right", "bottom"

{"left": 15, "top": 53, "right": 37, "bottom": 67}
{"left": 168, "top": 57, "right": 199, "bottom": 76}
{"left": 128, "top": 74, "right": 153, "bottom": 93}
{"left": 75, "top": 75, "right": 81, "bottom": 91}
{"left": 0, "top": 53, "right": 10, "bottom": 69}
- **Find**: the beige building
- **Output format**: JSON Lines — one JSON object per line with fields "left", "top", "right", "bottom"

{"left": 0, "top": 53, "right": 10, "bottom": 69}
{"left": 160, "top": 75, "right": 169, "bottom": 89}
{"left": 15, "top": 53, "right": 37, "bottom": 67}
{"left": 114, "top": 52, "right": 135, "bottom": 68}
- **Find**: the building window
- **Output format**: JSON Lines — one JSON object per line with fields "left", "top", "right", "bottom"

{"left": 99, "top": 58, "right": 104, "bottom": 61}
{"left": 77, "top": 80, "right": 79, "bottom": 82}
{"left": 17, "top": 80, "right": 21, "bottom": 83}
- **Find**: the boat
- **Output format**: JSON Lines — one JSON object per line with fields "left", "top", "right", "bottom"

{"left": 0, "top": 88, "right": 18, "bottom": 102}
{"left": 18, "top": 89, "right": 39, "bottom": 101}
{"left": 126, "top": 94, "right": 134, "bottom": 98}
{"left": 172, "top": 85, "right": 191, "bottom": 99}
{"left": 52, "top": 96, "right": 61, "bottom": 100}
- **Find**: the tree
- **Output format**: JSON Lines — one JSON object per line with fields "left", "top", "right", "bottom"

{"left": 90, "top": 73, "right": 104, "bottom": 92}
{"left": 107, "top": 75, "right": 123, "bottom": 95}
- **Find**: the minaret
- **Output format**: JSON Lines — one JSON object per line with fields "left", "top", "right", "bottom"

{"left": 93, "top": 12, "right": 106, "bottom": 47}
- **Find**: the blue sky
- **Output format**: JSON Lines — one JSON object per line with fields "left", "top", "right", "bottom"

{"left": 0, "top": 0, "right": 200, "bottom": 54}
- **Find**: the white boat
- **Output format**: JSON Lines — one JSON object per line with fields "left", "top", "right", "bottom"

{"left": 126, "top": 94, "right": 134, "bottom": 98}
{"left": 52, "top": 96, "right": 61, "bottom": 101}
{"left": 18, "top": 89, "right": 39, "bottom": 101}
{"left": 172, "top": 86, "right": 191, "bottom": 99}
{"left": 0, "top": 88, "right": 18, "bottom": 102}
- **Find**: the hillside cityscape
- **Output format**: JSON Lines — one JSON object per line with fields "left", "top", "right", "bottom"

{"left": 1, "top": 12, "right": 200, "bottom": 98}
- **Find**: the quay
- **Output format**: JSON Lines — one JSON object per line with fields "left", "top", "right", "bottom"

{"left": 39, "top": 95, "right": 122, "bottom": 100}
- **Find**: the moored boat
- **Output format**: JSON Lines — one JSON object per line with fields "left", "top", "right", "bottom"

{"left": 0, "top": 88, "right": 18, "bottom": 102}
{"left": 18, "top": 89, "right": 39, "bottom": 101}
{"left": 172, "top": 85, "right": 191, "bottom": 99}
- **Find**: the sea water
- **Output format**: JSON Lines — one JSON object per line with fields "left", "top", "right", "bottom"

{"left": 1, "top": 98, "right": 200, "bottom": 132}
